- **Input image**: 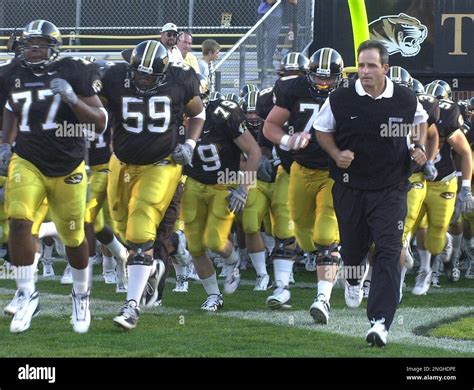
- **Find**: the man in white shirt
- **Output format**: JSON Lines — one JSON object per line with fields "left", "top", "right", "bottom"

{"left": 314, "top": 40, "right": 428, "bottom": 348}
{"left": 160, "top": 22, "right": 183, "bottom": 63}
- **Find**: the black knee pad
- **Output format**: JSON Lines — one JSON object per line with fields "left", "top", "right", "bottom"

{"left": 270, "top": 237, "right": 296, "bottom": 260}
{"left": 128, "top": 252, "right": 153, "bottom": 266}
{"left": 127, "top": 241, "right": 154, "bottom": 266}
{"left": 315, "top": 244, "right": 341, "bottom": 266}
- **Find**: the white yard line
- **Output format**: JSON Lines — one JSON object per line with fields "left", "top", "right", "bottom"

{"left": 221, "top": 307, "right": 474, "bottom": 354}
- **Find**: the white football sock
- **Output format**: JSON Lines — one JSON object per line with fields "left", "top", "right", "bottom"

{"left": 102, "top": 255, "right": 116, "bottom": 273}
{"left": 106, "top": 236, "right": 128, "bottom": 262}
{"left": 317, "top": 280, "right": 333, "bottom": 301}
{"left": 126, "top": 264, "right": 152, "bottom": 305}
{"left": 249, "top": 251, "right": 267, "bottom": 275}
{"left": 172, "top": 263, "right": 187, "bottom": 278}
{"left": 71, "top": 265, "right": 89, "bottom": 294}
{"left": 419, "top": 249, "right": 431, "bottom": 273}
{"left": 273, "top": 259, "right": 293, "bottom": 286}
{"left": 201, "top": 273, "right": 220, "bottom": 296}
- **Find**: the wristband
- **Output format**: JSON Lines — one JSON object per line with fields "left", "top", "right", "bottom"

{"left": 185, "top": 139, "right": 196, "bottom": 150}
{"left": 280, "top": 134, "right": 290, "bottom": 147}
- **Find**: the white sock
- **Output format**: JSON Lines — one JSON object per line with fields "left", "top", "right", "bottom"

{"left": 88, "top": 256, "right": 95, "bottom": 288}
{"left": 400, "top": 265, "right": 407, "bottom": 296}
{"left": 42, "top": 242, "right": 54, "bottom": 259}
{"left": 106, "top": 236, "right": 128, "bottom": 262}
{"left": 431, "top": 256, "right": 440, "bottom": 273}
{"left": 38, "top": 222, "right": 58, "bottom": 239}
{"left": 451, "top": 233, "right": 463, "bottom": 259}
{"left": 172, "top": 263, "right": 187, "bottom": 277}
{"left": 222, "top": 248, "right": 238, "bottom": 265}
{"left": 16, "top": 262, "right": 38, "bottom": 295}
{"left": 71, "top": 265, "right": 89, "bottom": 294}
{"left": 102, "top": 255, "right": 115, "bottom": 273}
{"left": 249, "top": 251, "right": 267, "bottom": 275}
{"left": 200, "top": 273, "right": 220, "bottom": 296}
{"left": 366, "top": 264, "right": 373, "bottom": 281}
{"left": 419, "top": 249, "right": 431, "bottom": 272}
{"left": 126, "top": 264, "right": 152, "bottom": 305}
{"left": 261, "top": 232, "right": 275, "bottom": 254}
{"left": 317, "top": 280, "right": 333, "bottom": 301}
{"left": 273, "top": 259, "right": 293, "bottom": 286}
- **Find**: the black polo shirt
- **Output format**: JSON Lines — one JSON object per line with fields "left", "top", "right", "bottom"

{"left": 314, "top": 77, "right": 428, "bottom": 190}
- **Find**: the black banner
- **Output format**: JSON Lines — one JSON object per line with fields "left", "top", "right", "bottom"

{"left": 312, "top": 0, "right": 474, "bottom": 79}
{"left": 0, "top": 357, "right": 473, "bottom": 386}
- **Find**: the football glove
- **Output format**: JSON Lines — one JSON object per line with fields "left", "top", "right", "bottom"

{"left": 227, "top": 185, "right": 248, "bottom": 214}
{"left": 423, "top": 160, "right": 438, "bottom": 181}
{"left": 172, "top": 142, "right": 194, "bottom": 166}
{"left": 0, "top": 143, "right": 12, "bottom": 176}
{"left": 458, "top": 185, "right": 474, "bottom": 214}
{"left": 50, "top": 78, "right": 78, "bottom": 106}
{"left": 257, "top": 155, "right": 275, "bottom": 182}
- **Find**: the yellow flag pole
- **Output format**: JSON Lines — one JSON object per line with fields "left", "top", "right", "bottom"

{"left": 347, "top": 0, "right": 370, "bottom": 66}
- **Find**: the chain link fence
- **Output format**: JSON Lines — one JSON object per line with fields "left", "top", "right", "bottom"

{"left": 0, "top": 0, "right": 314, "bottom": 94}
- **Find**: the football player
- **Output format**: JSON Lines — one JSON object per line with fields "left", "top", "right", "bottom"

{"left": 387, "top": 66, "right": 439, "bottom": 302}
{"left": 256, "top": 52, "right": 310, "bottom": 288}
{"left": 264, "top": 48, "right": 343, "bottom": 324}
{"left": 181, "top": 85, "right": 261, "bottom": 311}
{"left": 240, "top": 90, "right": 274, "bottom": 290}
{"left": 83, "top": 58, "right": 128, "bottom": 293}
{"left": 412, "top": 82, "right": 473, "bottom": 295}
{"left": 100, "top": 40, "right": 204, "bottom": 329}
{"left": 0, "top": 20, "right": 107, "bottom": 333}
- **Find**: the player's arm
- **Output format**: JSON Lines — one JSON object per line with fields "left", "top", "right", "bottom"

{"left": 263, "top": 105, "right": 309, "bottom": 151}
{"left": 263, "top": 80, "right": 309, "bottom": 151}
{"left": 448, "top": 130, "right": 472, "bottom": 182}
{"left": 0, "top": 105, "right": 17, "bottom": 174}
{"left": 184, "top": 96, "right": 205, "bottom": 143}
{"left": 227, "top": 128, "right": 262, "bottom": 214}
{"left": 49, "top": 78, "right": 107, "bottom": 134}
{"left": 263, "top": 105, "right": 289, "bottom": 145}
{"left": 425, "top": 123, "right": 439, "bottom": 162}
{"left": 173, "top": 96, "right": 205, "bottom": 166}
{"left": 233, "top": 129, "right": 261, "bottom": 192}
{"left": 70, "top": 95, "right": 108, "bottom": 134}
{"left": 1, "top": 106, "right": 18, "bottom": 144}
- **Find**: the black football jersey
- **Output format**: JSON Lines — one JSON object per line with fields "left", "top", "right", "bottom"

{"left": 3, "top": 57, "right": 100, "bottom": 176}
{"left": 418, "top": 93, "right": 440, "bottom": 127}
{"left": 409, "top": 94, "right": 441, "bottom": 174}
{"left": 184, "top": 99, "right": 245, "bottom": 184}
{"left": 88, "top": 125, "right": 111, "bottom": 166}
{"left": 274, "top": 75, "right": 329, "bottom": 169}
{"left": 257, "top": 84, "right": 294, "bottom": 174}
{"left": 0, "top": 59, "right": 19, "bottom": 108}
{"left": 433, "top": 100, "right": 463, "bottom": 181}
{"left": 101, "top": 62, "right": 200, "bottom": 165}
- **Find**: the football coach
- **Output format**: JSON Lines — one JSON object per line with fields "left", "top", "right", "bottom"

{"left": 314, "top": 40, "right": 428, "bottom": 346}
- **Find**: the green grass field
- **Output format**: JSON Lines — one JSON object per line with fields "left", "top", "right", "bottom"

{"left": 0, "top": 260, "right": 473, "bottom": 357}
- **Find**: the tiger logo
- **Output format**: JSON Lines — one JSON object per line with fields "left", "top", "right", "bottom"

{"left": 369, "top": 13, "right": 428, "bottom": 57}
